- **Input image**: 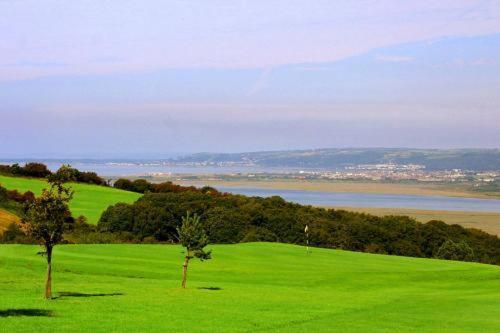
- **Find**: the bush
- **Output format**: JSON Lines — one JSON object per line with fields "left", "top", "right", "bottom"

{"left": 0, "top": 223, "right": 33, "bottom": 244}
{"left": 241, "top": 227, "right": 278, "bottom": 242}
{"left": 21, "top": 162, "right": 51, "bottom": 178}
{"left": 113, "top": 179, "right": 134, "bottom": 191}
{"left": 6, "top": 189, "right": 35, "bottom": 203}
{"left": 48, "top": 165, "right": 107, "bottom": 186}
{"left": 0, "top": 185, "right": 8, "bottom": 202}
{"left": 435, "top": 239, "right": 475, "bottom": 262}
{"left": 113, "top": 178, "right": 211, "bottom": 195}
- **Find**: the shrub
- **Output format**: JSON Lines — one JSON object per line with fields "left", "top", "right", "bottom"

{"left": 435, "top": 239, "right": 475, "bottom": 261}
{"left": 22, "top": 162, "right": 51, "bottom": 178}
{"left": 0, "top": 185, "right": 8, "bottom": 202}
{"left": 0, "top": 222, "right": 33, "bottom": 244}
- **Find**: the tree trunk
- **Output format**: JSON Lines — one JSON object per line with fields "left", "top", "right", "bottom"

{"left": 181, "top": 251, "right": 190, "bottom": 289}
{"left": 45, "top": 246, "right": 52, "bottom": 299}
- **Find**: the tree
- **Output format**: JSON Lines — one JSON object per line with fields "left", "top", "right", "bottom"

{"left": 204, "top": 207, "right": 248, "bottom": 243}
{"left": 48, "top": 164, "right": 79, "bottom": 183}
{"left": 113, "top": 178, "right": 134, "bottom": 191}
{"left": 22, "top": 162, "right": 52, "bottom": 178}
{"left": 21, "top": 183, "right": 74, "bottom": 299}
{"left": 435, "top": 239, "right": 475, "bottom": 261}
{"left": 177, "top": 212, "right": 211, "bottom": 288}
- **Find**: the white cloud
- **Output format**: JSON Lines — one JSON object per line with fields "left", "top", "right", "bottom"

{"left": 1, "top": 1, "right": 500, "bottom": 80}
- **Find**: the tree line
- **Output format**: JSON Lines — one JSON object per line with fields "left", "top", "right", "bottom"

{"left": 97, "top": 187, "right": 499, "bottom": 265}
{"left": 0, "top": 163, "right": 107, "bottom": 186}
{"left": 1, "top": 175, "right": 499, "bottom": 298}
{"left": 2, "top": 174, "right": 499, "bottom": 266}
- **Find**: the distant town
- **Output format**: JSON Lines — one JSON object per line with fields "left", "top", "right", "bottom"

{"left": 141, "top": 162, "right": 500, "bottom": 185}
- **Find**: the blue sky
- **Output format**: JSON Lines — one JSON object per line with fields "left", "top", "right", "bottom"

{"left": 1, "top": 1, "right": 500, "bottom": 157}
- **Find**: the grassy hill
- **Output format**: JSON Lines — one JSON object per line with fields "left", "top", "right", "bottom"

{"left": 0, "top": 243, "right": 498, "bottom": 332}
{"left": 175, "top": 148, "right": 500, "bottom": 171}
{"left": 0, "top": 175, "right": 141, "bottom": 224}
{"left": 0, "top": 209, "right": 19, "bottom": 232}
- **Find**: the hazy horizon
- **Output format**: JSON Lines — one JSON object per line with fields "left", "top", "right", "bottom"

{"left": 1, "top": 1, "right": 500, "bottom": 157}
{"left": 1, "top": 147, "right": 500, "bottom": 161}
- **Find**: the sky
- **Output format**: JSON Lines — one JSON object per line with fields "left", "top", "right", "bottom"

{"left": 1, "top": 0, "right": 500, "bottom": 157}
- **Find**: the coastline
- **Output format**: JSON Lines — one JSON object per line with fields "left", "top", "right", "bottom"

{"left": 176, "top": 179, "right": 499, "bottom": 200}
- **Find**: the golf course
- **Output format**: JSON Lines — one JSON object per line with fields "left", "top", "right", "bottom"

{"left": 0, "top": 243, "right": 499, "bottom": 332}
{"left": 0, "top": 175, "right": 140, "bottom": 224}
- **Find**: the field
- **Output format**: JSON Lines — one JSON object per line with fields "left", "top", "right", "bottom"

{"left": 0, "top": 175, "right": 141, "bottom": 224}
{"left": 331, "top": 206, "right": 500, "bottom": 236}
{"left": 0, "top": 243, "right": 498, "bottom": 332}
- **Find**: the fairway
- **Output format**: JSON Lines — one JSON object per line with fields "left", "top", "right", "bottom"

{"left": 0, "top": 175, "right": 141, "bottom": 224}
{"left": 0, "top": 243, "right": 498, "bottom": 332}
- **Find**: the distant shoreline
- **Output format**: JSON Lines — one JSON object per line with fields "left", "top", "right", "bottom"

{"left": 177, "top": 179, "right": 500, "bottom": 235}
{"left": 325, "top": 206, "right": 500, "bottom": 236}
{"left": 176, "top": 179, "right": 499, "bottom": 200}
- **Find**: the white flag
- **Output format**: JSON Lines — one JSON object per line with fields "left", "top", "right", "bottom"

{"left": 304, "top": 225, "right": 309, "bottom": 233}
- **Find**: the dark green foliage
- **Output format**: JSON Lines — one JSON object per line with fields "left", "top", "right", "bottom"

{"left": 0, "top": 185, "right": 7, "bottom": 202}
{"left": 0, "top": 163, "right": 107, "bottom": 186}
{"left": 9, "top": 163, "right": 23, "bottom": 175}
{"left": 99, "top": 203, "right": 135, "bottom": 232}
{"left": 0, "top": 162, "right": 51, "bottom": 178}
{"left": 22, "top": 163, "right": 52, "bottom": 178}
{"left": 177, "top": 212, "right": 211, "bottom": 261}
{"left": 241, "top": 227, "right": 278, "bottom": 242}
{"left": 48, "top": 165, "right": 107, "bottom": 186}
{"left": 21, "top": 183, "right": 74, "bottom": 298}
{"left": 132, "top": 202, "right": 176, "bottom": 241}
{"left": 113, "top": 178, "right": 205, "bottom": 194}
{"left": 21, "top": 183, "right": 74, "bottom": 247}
{"left": 48, "top": 164, "right": 80, "bottom": 183}
{"left": 178, "top": 212, "right": 211, "bottom": 288}
{"left": 0, "top": 184, "right": 23, "bottom": 216}
{"left": 113, "top": 179, "right": 134, "bottom": 191}
{"left": 130, "top": 179, "right": 153, "bottom": 193}
{"left": 98, "top": 189, "right": 500, "bottom": 265}
{"left": 436, "top": 239, "right": 475, "bottom": 261}
{"left": 204, "top": 207, "right": 249, "bottom": 243}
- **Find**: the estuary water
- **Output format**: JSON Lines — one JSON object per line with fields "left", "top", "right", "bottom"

{"left": 216, "top": 186, "right": 500, "bottom": 213}
{"left": 7, "top": 161, "right": 307, "bottom": 176}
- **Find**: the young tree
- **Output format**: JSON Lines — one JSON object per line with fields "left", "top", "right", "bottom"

{"left": 177, "top": 212, "right": 211, "bottom": 288}
{"left": 21, "top": 183, "right": 74, "bottom": 299}
{"left": 435, "top": 239, "right": 475, "bottom": 261}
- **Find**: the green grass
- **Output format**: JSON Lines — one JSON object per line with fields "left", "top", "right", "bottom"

{"left": 0, "top": 175, "right": 141, "bottom": 224}
{"left": 0, "top": 243, "right": 498, "bottom": 332}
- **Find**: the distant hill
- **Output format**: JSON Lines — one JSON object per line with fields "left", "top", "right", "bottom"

{"left": 174, "top": 148, "right": 500, "bottom": 171}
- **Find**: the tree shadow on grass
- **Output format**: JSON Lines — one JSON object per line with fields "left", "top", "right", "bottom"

{"left": 0, "top": 309, "right": 54, "bottom": 317}
{"left": 54, "top": 291, "right": 124, "bottom": 299}
{"left": 197, "top": 287, "right": 222, "bottom": 291}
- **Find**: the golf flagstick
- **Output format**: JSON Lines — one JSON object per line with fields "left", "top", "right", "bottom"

{"left": 305, "top": 225, "right": 309, "bottom": 253}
